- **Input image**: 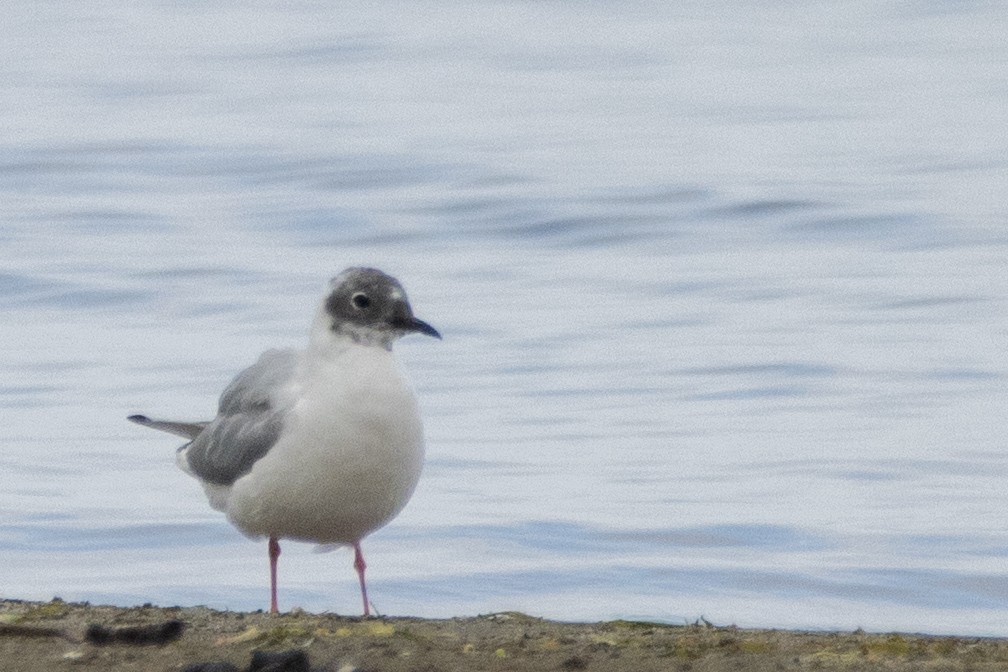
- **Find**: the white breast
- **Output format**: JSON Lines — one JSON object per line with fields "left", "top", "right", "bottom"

{"left": 224, "top": 345, "right": 425, "bottom": 544}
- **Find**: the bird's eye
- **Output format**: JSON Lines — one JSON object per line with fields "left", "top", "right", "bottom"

{"left": 351, "top": 292, "right": 371, "bottom": 309}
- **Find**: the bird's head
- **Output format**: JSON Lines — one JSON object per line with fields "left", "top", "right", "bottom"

{"left": 319, "top": 267, "right": 441, "bottom": 349}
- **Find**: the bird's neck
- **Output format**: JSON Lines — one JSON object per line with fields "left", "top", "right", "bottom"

{"left": 307, "top": 313, "right": 394, "bottom": 359}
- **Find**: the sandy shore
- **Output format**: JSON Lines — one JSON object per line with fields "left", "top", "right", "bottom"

{"left": 2, "top": 597, "right": 1007, "bottom": 671}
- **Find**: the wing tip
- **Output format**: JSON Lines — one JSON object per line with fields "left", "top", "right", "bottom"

{"left": 127, "top": 414, "right": 151, "bottom": 425}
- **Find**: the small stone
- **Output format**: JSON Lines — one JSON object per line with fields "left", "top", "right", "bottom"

{"left": 182, "top": 663, "right": 240, "bottom": 672}
{"left": 249, "top": 648, "right": 310, "bottom": 672}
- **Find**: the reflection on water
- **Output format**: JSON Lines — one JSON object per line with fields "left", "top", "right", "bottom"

{"left": 1, "top": 0, "right": 1007, "bottom": 636}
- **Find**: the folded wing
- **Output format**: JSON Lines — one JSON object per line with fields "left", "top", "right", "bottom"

{"left": 132, "top": 348, "right": 301, "bottom": 487}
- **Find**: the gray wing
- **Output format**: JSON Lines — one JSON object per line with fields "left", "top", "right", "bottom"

{"left": 180, "top": 348, "right": 300, "bottom": 486}
{"left": 128, "top": 415, "right": 208, "bottom": 440}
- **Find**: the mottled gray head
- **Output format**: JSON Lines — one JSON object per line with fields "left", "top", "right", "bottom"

{"left": 324, "top": 267, "right": 441, "bottom": 348}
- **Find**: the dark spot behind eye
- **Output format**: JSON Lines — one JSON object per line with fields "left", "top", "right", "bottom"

{"left": 352, "top": 293, "right": 371, "bottom": 309}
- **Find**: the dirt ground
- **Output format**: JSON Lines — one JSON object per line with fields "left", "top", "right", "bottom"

{"left": 2, "top": 598, "right": 1007, "bottom": 672}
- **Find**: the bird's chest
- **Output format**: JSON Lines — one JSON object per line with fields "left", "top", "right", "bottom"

{"left": 277, "top": 350, "right": 422, "bottom": 470}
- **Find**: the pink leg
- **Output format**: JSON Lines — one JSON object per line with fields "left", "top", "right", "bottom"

{"left": 353, "top": 542, "right": 370, "bottom": 617}
{"left": 268, "top": 536, "right": 281, "bottom": 614}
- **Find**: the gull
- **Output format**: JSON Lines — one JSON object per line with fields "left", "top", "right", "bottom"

{"left": 128, "top": 267, "right": 440, "bottom": 615}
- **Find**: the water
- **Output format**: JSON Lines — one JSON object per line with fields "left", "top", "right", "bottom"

{"left": 2, "top": 0, "right": 1007, "bottom": 636}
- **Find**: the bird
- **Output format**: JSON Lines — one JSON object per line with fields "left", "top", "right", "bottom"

{"left": 128, "top": 267, "right": 440, "bottom": 616}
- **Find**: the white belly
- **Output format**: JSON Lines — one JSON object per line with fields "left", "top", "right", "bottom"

{"left": 224, "top": 346, "right": 425, "bottom": 544}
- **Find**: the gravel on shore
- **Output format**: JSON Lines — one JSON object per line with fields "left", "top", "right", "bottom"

{"left": 2, "top": 597, "right": 1007, "bottom": 671}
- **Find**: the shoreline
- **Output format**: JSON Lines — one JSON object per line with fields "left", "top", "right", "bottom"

{"left": 3, "top": 597, "right": 1007, "bottom": 671}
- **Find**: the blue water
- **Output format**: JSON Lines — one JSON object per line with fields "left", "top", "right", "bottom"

{"left": 2, "top": 1, "right": 1007, "bottom": 636}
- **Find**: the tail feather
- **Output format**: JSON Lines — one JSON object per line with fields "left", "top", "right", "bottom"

{"left": 128, "top": 414, "right": 208, "bottom": 440}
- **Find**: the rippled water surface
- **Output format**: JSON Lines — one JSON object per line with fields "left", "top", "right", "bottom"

{"left": 2, "top": 1, "right": 1007, "bottom": 636}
